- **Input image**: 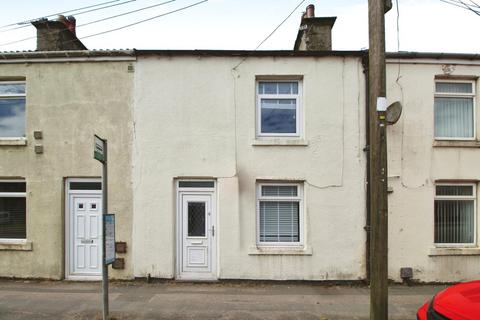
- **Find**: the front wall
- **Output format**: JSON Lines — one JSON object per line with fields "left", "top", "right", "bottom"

{"left": 387, "top": 62, "right": 480, "bottom": 282}
{"left": 0, "top": 61, "right": 134, "bottom": 279}
{"left": 133, "top": 56, "right": 367, "bottom": 280}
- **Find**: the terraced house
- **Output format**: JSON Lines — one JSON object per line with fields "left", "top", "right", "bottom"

{"left": 0, "top": 17, "right": 135, "bottom": 280}
{"left": 1, "top": 7, "right": 480, "bottom": 283}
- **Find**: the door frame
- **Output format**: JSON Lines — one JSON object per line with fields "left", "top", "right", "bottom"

{"left": 176, "top": 180, "right": 217, "bottom": 280}
{"left": 65, "top": 178, "right": 102, "bottom": 281}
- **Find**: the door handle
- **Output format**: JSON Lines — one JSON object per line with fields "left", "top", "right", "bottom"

{"left": 212, "top": 225, "right": 215, "bottom": 237}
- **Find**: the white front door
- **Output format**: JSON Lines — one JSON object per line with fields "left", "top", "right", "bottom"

{"left": 178, "top": 193, "right": 216, "bottom": 280}
{"left": 69, "top": 194, "right": 102, "bottom": 277}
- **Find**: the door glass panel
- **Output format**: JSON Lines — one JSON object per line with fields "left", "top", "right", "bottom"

{"left": 179, "top": 181, "right": 214, "bottom": 188}
{"left": 69, "top": 182, "right": 102, "bottom": 190}
{"left": 188, "top": 202, "right": 206, "bottom": 237}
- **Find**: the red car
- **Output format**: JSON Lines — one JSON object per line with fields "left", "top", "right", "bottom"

{"left": 417, "top": 280, "right": 480, "bottom": 320}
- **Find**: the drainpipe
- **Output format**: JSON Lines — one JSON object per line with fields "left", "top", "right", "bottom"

{"left": 362, "top": 51, "right": 371, "bottom": 283}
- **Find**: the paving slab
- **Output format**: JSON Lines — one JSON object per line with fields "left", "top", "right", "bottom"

{"left": 0, "top": 280, "right": 448, "bottom": 320}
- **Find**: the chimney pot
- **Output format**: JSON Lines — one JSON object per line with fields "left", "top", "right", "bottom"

{"left": 31, "top": 16, "right": 86, "bottom": 51}
{"left": 306, "top": 4, "right": 315, "bottom": 18}
{"left": 57, "top": 15, "right": 67, "bottom": 23}
{"left": 66, "top": 16, "right": 76, "bottom": 35}
{"left": 293, "top": 14, "right": 337, "bottom": 51}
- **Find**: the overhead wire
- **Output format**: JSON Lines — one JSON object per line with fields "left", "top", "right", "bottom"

{"left": 440, "top": 0, "right": 480, "bottom": 15}
{"left": 78, "top": 0, "right": 175, "bottom": 28}
{"left": 468, "top": 0, "right": 480, "bottom": 8}
{"left": 79, "top": 0, "right": 208, "bottom": 41}
{"left": 0, "top": 0, "right": 181, "bottom": 47}
{"left": 1, "top": 0, "right": 125, "bottom": 29}
{"left": 1, "top": 0, "right": 138, "bottom": 33}
{"left": 251, "top": 0, "right": 306, "bottom": 52}
{"left": 232, "top": 0, "right": 307, "bottom": 70}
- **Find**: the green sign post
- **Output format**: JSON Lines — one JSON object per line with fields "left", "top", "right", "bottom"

{"left": 94, "top": 135, "right": 106, "bottom": 162}
{"left": 94, "top": 135, "right": 109, "bottom": 320}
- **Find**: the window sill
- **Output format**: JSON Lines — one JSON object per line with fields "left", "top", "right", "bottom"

{"left": 0, "top": 138, "right": 27, "bottom": 146}
{"left": 248, "top": 246, "right": 312, "bottom": 256}
{"left": 252, "top": 139, "right": 308, "bottom": 146}
{"left": 428, "top": 247, "right": 480, "bottom": 256}
{"left": 433, "top": 140, "right": 480, "bottom": 148}
{"left": 0, "top": 240, "right": 32, "bottom": 251}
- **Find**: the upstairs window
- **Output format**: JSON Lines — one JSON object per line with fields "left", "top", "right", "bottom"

{"left": 0, "top": 181, "right": 26, "bottom": 240}
{"left": 434, "top": 80, "right": 475, "bottom": 140}
{"left": 256, "top": 81, "right": 301, "bottom": 137}
{"left": 0, "top": 81, "right": 26, "bottom": 138}
{"left": 434, "top": 184, "right": 476, "bottom": 246}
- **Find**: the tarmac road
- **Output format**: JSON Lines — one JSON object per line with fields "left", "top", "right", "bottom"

{"left": 0, "top": 279, "right": 448, "bottom": 319}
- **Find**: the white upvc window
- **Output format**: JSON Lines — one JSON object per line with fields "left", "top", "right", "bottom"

{"left": 256, "top": 80, "right": 302, "bottom": 137}
{"left": 0, "top": 180, "right": 27, "bottom": 241}
{"left": 0, "top": 81, "right": 26, "bottom": 138}
{"left": 256, "top": 182, "right": 303, "bottom": 246}
{"left": 434, "top": 183, "right": 476, "bottom": 247}
{"left": 434, "top": 80, "right": 476, "bottom": 140}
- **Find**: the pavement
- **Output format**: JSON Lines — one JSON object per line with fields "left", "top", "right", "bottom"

{"left": 0, "top": 279, "right": 448, "bottom": 320}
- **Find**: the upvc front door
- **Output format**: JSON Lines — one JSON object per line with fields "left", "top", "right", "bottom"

{"left": 70, "top": 194, "right": 102, "bottom": 277}
{"left": 177, "top": 192, "right": 216, "bottom": 280}
{"left": 66, "top": 178, "right": 103, "bottom": 280}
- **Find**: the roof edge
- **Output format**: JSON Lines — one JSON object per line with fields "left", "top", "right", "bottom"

{"left": 1, "top": 49, "right": 480, "bottom": 61}
{"left": 134, "top": 49, "right": 365, "bottom": 57}
{"left": 386, "top": 51, "right": 480, "bottom": 60}
{"left": 0, "top": 49, "right": 135, "bottom": 61}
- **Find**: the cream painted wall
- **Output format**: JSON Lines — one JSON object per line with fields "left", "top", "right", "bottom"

{"left": 133, "top": 55, "right": 367, "bottom": 280}
{"left": 387, "top": 61, "right": 480, "bottom": 282}
{"left": 0, "top": 61, "right": 134, "bottom": 279}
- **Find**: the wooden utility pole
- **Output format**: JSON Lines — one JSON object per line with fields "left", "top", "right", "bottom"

{"left": 368, "top": 0, "right": 389, "bottom": 319}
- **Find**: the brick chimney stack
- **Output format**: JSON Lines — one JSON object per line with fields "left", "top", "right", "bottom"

{"left": 32, "top": 15, "right": 87, "bottom": 51}
{"left": 294, "top": 4, "right": 336, "bottom": 51}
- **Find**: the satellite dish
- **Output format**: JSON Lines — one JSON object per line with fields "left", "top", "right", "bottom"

{"left": 386, "top": 101, "right": 402, "bottom": 125}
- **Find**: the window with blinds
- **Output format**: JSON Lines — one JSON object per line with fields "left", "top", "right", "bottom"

{"left": 0, "top": 181, "right": 26, "bottom": 239}
{"left": 257, "top": 183, "right": 302, "bottom": 245}
{"left": 434, "top": 81, "right": 475, "bottom": 139}
{"left": 434, "top": 184, "right": 476, "bottom": 245}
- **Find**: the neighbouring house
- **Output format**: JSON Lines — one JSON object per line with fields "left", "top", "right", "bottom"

{"left": 0, "top": 5, "right": 479, "bottom": 283}
{"left": 0, "top": 18, "right": 135, "bottom": 280}
{"left": 386, "top": 54, "right": 480, "bottom": 282}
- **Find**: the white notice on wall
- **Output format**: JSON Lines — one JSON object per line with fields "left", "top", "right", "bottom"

{"left": 104, "top": 214, "right": 115, "bottom": 265}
